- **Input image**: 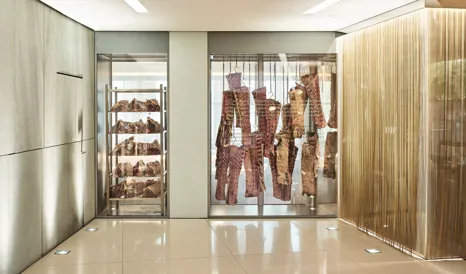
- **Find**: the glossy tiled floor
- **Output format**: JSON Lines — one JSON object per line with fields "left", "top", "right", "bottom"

{"left": 24, "top": 219, "right": 466, "bottom": 274}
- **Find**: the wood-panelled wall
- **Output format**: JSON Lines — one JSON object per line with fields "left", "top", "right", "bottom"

{"left": 338, "top": 11, "right": 422, "bottom": 253}
{"left": 425, "top": 8, "right": 466, "bottom": 259}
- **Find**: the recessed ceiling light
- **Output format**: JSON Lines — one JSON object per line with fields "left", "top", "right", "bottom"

{"left": 85, "top": 228, "right": 98, "bottom": 232}
{"left": 326, "top": 227, "right": 339, "bottom": 231}
{"left": 365, "top": 249, "right": 381, "bottom": 254}
{"left": 55, "top": 250, "right": 70, "bottom": 255}
{"left": 303, "top": 0, "right": 343, "bottom": 15}
{"left": 124, "top": 0, "right": 148, "bottom": 14}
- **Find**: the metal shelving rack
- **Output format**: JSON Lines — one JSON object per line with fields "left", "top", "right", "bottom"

{"left": 105, "top": 84, "right": 168, "bottom": 216}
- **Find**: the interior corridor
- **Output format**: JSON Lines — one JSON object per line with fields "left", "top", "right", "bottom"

{"left": 23, "top": 219, "right": 466, "bottom": 274}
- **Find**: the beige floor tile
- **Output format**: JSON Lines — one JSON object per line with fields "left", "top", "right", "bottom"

{"left": 23, "top": 262, "right": 122, "bottom": 274}
{"left": 340, "top": 245, "right": 418, "bottom": 266}
{"left": 123, "top": 257, "right": 245, "bottom": 274}
{"left": 37, "top": 221, "right": 123, "bottom": 266}
{"left": 215, "top": 227, "right": 331, "bottom": 255}
{"left": 362, "top": 261, "right": 447, "bottom": 274}
{"left": 123, "top": 221, "right": 231, "bottom": 261}
{"left": 429, "top": 260, "right": 466, "bottom": 274}
{"left": 235, "top": 251, "right": 370, "bottom": 274}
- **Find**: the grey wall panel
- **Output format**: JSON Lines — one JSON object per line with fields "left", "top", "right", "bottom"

{"left": 0, "top": 156, "right": 10, "bottom": 274}
{"left": 9, "top": 150, "right": 42, "bottom": 274}
{"left": 44, "top": 9, "right": 77, "bottom": 147}
{"left": 69, "top": 142, "right": 84, "bottom": 234}
{"left": 82, "top": 28, "right": 95, "bottom": 141}
{"left": 41, "top": 145, "right": 70, "bottom": 254}
{"left": 44, "top": 75, "right": 74, "bottom": 147}
{"left": 14, "top": 0, "right": 44, "bottom": 153}
{"left": 0, "top": 0, "right": 15, "bottom": 156}
{"left": 208, "top": 32, "right": 337, "bottom": 54}
{"left": 83, "top": 140, "right": 96, "bottom": 224}
{"left": 96, "top": 56, "right": 111, "bottom": 215}
{"left": 169, "top": 32, "right": 209, "bottom": 218}
{"left": 95, "top": 31, "right": 169, "bottom": 54}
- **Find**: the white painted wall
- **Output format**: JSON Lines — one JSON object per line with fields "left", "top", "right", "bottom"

{"left": 169, "top": 32, "right": 209, "bottom": 218}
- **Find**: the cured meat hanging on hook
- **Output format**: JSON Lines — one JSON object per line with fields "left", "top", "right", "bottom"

{"left": 264, "top": 99, "right": 281, "bottom": 159}
{"left": 288, "top": 85, "right": 307, "bottom": 138}
{"left": 323, "top": 132, "right": 337, "bottom": 179}
{"left": 244, "top": 132, "right": 265, "bottom": 198}
{"left": 215, "top": 145, "right": 245, "bottom": 205}
{"left": 215, "top": 90, "right": 236, "bottom": 179}
{"left": 328, "top": 73, "right": 338, "bottom": 129}
{"left": 301, "top": 73, "right": 326, "bottom": 128}
{"left": 252, "top": 87, "right": 267, "bottom": 134}
{"left": 271, "top": 133, "right": 298, "bottom": 201}
{"left": 301, "top": 132, "right": 320, "bottom": 196}
{"left": 233, "top": 86, "right": 252, "bottom": 145}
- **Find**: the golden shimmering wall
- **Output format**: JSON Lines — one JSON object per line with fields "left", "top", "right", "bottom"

{"left": 425, "top": 8, "right": 466, "bottom": 259}
{"left": 338, "top": 11, "right": 422, "bottom": 253}
{"left": 339, "top": 8, "right": 466, "bottom": 259}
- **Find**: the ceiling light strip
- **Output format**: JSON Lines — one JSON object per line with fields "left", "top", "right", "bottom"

{"left": 303, "top": 0, "right": 343, "bottom": 15}
{"left": 124, "top": 0, "right": 148, "bottom": 14}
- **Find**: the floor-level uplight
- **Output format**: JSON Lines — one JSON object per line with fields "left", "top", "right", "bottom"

{"left": 55, "top": 250, "right": 70, "bottom": 255}
{"left": 85, "top": 228, "right": 98, "bottom": 232}
{"left": 365, "top": 249, "right": 381, "bottom": 254}
{"left": 326, "top": 227, "right": 339, "bottom": 231}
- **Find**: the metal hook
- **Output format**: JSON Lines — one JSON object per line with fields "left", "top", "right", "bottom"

{"left": 295, "top": 62, "right": 299, "bottom": 81}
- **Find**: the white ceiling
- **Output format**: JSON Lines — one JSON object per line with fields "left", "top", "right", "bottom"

{"left": 41, "top": 0, "right": 419, "bottom": 31}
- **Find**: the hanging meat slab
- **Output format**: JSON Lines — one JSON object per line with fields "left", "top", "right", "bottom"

{"left": 226, "top": 145, "right": 245, "bottom": 205}
{"left": 252, "top": 87, "right": 267, "bottom": 134}
{"left": 328, "top": 73, "right": 337, "bottom": 129}
{"left": 233, "top": 87, "right": 251, "bottom": 145}
{"left": 289, "top": 86, "right": 307, "bottom": 138}
{"left": 323, "top": 132, "right": 337, "bottom": 179}
{"left": 264, "top": 99, "right": 281, "bottom": 158}
{"left": 301, "top": 133, "right": 320, "bottom": 196}
{"left": 301, "top": 73, "right": 327, "bottom": 128}
{"left": 276, "top": 131, "right": 294, "bottom": 186}
{"left": 226, "top": 72, "right": 242, "bottom": 90}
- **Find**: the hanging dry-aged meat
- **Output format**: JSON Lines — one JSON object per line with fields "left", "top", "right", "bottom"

{"left": 328, "top": 73, "right": 337, "bottom": 129}
{"left": 109, "top": 100, "right": 129, "bottom": 112}
{"left": 301, "top": 133, "right": 320, "bottom": 196}
{"left": 226, "top": 72, "right": 242, "bottom": 90}
{"left": 215, "top": 91, "right": 236, "bottom": 180}
{"left": 323, "top": 132, "right": 337, "bottom": 179}
{"left": 215, "top": 145, "right": 245, "bottom": 205}
{"left": 244, "top": 132, "right": 265, "bottom": 197}
{"left": 216, "top": 91, "right": 235, "bottom": 148}
{"left": 276, "top": 131, "right": 294, "bottom": 186}
{"left": 226, "top": 145, "right": 245, "bottom": 205}
{"left": 271, "top": 140, "right": 298, "bottom": 201}
{"left": 264, "top": 99, "right": 281, "bottom": 158}
{"left": 301, "top": 73, "right": 326, "bottom": 128}
{"left": 281, "top": 104, "right": 293, "bottom": 134}
{"left": 111, "top": 137, "right": 136, "bottom": 156}
{"left": 289, "top": 85, "right": 307, "bottom": 138}
{"left": 252, "top": 87, "right": 267, "bottom": 134}
{"left": 233, "top": 87, "right": 252, "bottom": 145}
{"left": 147, "top": 117, "right": 162, "bottom": 133}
